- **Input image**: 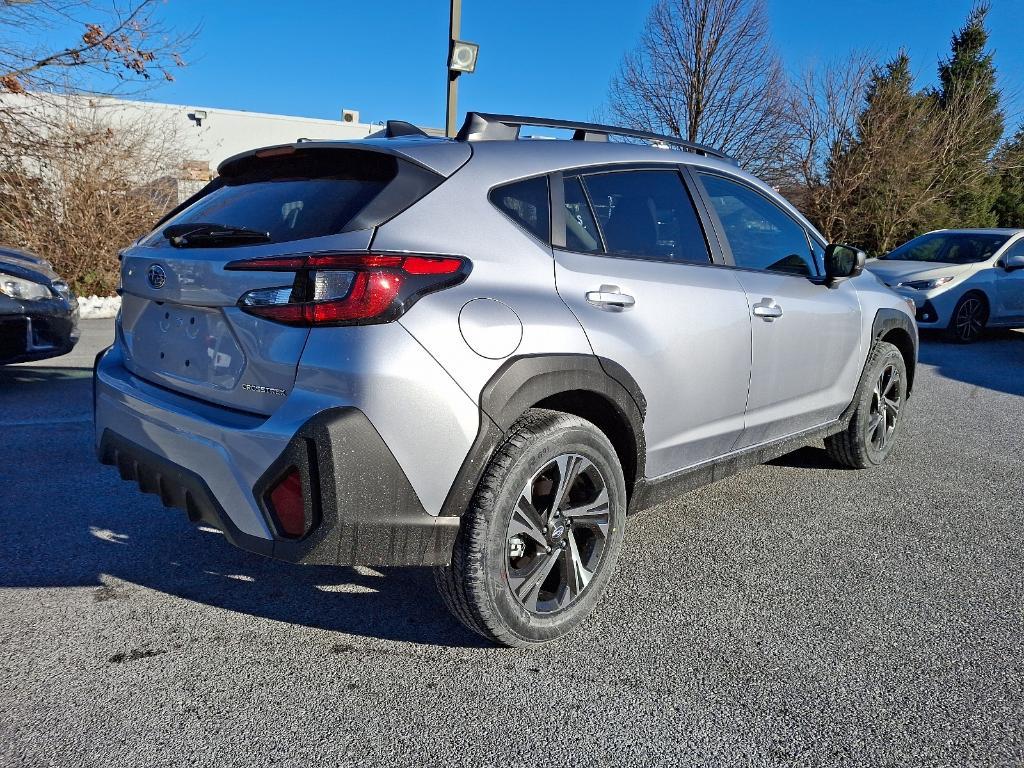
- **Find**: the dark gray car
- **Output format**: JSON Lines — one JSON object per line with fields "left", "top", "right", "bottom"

{"left": 0, "top": 246, "right": 79, "bottom": 365}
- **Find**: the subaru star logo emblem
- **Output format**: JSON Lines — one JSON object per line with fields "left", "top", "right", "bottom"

{"left": 147, "top": 264, "right": 167, "bottom": 289}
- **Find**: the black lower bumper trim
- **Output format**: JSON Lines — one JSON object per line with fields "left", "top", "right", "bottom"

{"left": 916, "top": 299, "right": 939, "bottom": 325}
{"left": 97, "top": 406, "right": 460, "bottom": 567}
{"left": 98, "top": 430, "right": 274, "bottom": 558}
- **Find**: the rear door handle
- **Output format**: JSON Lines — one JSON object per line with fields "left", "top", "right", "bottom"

{"left": 586, "top": 285, "right": 636, "bottom": 310}
{"left": 752, "top": 297, "right": 783, "bottom": 321}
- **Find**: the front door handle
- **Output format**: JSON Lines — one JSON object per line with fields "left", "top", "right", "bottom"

{"left": 586, "top": 285, "right": 636, "bottom": 310}
{"left": 752, "top": 297, "right": 783, "bottom": 321}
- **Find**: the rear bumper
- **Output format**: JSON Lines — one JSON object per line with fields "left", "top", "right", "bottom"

{"left": 94, "top": 347, "right": 461, "bottom": 566}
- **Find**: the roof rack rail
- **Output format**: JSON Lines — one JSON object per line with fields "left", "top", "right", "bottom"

{"left": 455, "top": 112, "right": 733, "bottom": 162}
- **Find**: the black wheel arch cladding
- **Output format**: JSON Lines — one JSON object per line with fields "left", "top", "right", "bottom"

{"left": 439, "top": 354, "right": 647, "bottom": 518}
{"left": 872, "top": 308, "right": 918, "bottom": 397}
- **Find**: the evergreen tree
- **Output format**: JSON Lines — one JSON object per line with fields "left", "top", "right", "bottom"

{"left": 993, "top": 128, "right": 1024, "bottom": 227}
{"left": 843, "top": 53, "right": 944, "bottom": 253}
{"left": 936, "top": 2, "right": 1003, "bottom": 227}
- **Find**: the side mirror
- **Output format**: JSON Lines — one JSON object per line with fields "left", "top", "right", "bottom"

{"left": 1004, "top": 253, "right": 1024, "bottom": 272}
{"left": 824, "top": 243, "right": 867, "bottom": 288}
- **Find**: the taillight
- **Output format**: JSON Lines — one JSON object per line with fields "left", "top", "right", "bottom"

{"left": 265, "top": 466, "right": 307, "bottom": 538}
{"left": 226, "top": 252, "right": 469, "bottom": 327}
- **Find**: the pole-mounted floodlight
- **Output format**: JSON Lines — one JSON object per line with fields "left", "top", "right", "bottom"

{"left": 449, "top": 39, "right": 479, "bottom": 74}
{"left": 445, "top": 0, "right": 478, "bottom": 137}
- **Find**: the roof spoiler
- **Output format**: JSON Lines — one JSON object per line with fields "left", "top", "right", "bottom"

{"left": 455, "top": 112, "right": 733, "bottom": 162}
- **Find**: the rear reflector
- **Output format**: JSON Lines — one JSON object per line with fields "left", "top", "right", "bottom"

{"left": 228, "top": 252, "right": 470, "bottom": 327}
{"left": 266, "top": 467, "right": 306, "bottom": 538}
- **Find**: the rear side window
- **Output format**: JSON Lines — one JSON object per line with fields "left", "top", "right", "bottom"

{"left": 562, "top": 176, "right": 602, "bottom": 253}
{"left": 581, "top": 170, "right": 711, "bottom": 264}
{"left": 149, "top": 149, "right": 418, "bottom": 246}
{"left": 696, "top": 173, "right": 816, "bottom": 276}
{"left": 489, "top": 176, "right": 550, "bottom": 243}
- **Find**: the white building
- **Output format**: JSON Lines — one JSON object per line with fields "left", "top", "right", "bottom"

{"left": 128, "top": 99, "right": 384, "bottom": 167}
{"left": 3, "top": 93, "right": 439, "bottom": 199}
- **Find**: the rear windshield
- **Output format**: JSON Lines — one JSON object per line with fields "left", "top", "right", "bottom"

{"left": 148, "top": 149, "right": 398, "bottom": 245}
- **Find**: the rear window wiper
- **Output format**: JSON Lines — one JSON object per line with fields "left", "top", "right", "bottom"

{"left": 163, "top": 222, "right": 271, "bottom": 248}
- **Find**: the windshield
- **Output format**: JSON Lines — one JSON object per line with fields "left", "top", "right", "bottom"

{"left": 881, "top": 232, "right": 1008, "bottom": 264}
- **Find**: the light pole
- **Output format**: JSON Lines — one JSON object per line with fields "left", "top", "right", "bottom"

{"left": 445, "top": 0, "right": 479, "bottom": 137}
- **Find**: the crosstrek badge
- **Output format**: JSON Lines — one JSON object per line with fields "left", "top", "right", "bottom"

{"left": 242, "top": 384, "right": 287, "bottom": 396}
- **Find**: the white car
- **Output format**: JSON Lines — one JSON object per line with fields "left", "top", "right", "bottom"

{"left": 867, "top": 228, "right": 1024, "bottom": 342}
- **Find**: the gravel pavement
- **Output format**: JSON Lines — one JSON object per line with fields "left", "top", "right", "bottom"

{"left": 1, "top": 320, "right": 1021, "bottom": 767}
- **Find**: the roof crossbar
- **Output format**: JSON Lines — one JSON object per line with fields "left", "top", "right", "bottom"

{"left": 455, "top": 112, "right": 733, "bottom": 162}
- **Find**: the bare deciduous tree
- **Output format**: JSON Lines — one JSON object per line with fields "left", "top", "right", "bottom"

{"left": 782, "top": 53, "right": 875, "bottom": 241}
{"left": 0, "top": 96, "right": 184, "bottom": 294}
{"left": 0, "top": 1, "right": 192, "bottom": 295}
{"left": 607, "top": 0, "right": 791, "bottom": 180}
{"left": 0, "top": 0, "right": 190, "bottom": 96}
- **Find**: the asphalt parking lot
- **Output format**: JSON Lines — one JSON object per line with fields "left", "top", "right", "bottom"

{"left": 2, "top": 319, "right": 1022, "bottom": 767}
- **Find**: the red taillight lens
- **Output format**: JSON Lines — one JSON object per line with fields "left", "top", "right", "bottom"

{"left": 228, "top": 252, "right": 469, "bottom": 327}
{"left": 266, "top": 467, "right": 306, "bottom": 538}
{"left": 402, "top": 256, "right": 463, "bottom": 275}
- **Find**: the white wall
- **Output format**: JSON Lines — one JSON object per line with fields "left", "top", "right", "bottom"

{"left": 2, "top": 93, "right": 383, "bottom": 173}
{"left": 141, "top": 100, "right": 381, "bottom": 170}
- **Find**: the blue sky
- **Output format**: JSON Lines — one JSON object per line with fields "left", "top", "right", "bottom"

{"left": 133, "top": 1, "right": 1023, "bottom": 131}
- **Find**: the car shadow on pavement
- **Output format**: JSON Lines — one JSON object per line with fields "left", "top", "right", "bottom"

{"left": 917, "top": 329, "right": 1024, "bottom": 397}
{"left": 0, "top": 364, "right": 94, "bottom": 393}
{"left": 768, "top": 446, "right": 837, "bottom": 471}
{"left": 0, "top": 369, "right": 487, "bottom": 648}
{"left": 1, "top": 464, "right": 487, "bottom": 648}
{"left": 0, "top": 365, "right": 95, "bottom": 430}
{"left": 770, "top": 331, "right": 1023, "bottom": 472}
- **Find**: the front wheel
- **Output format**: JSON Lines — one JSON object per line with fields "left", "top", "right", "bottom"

{"left": 825, "top": 341, "right": 908, "bottom": 469}
{"left": 435, "top": 409, "right": 627, "bottom": 647}
{"left": 946, "top": 293, "right": 988, "bottom": 343}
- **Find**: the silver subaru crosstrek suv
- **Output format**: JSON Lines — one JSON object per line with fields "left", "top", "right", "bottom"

{"left": 94, "top": 113, "right": 918, "bottom": 647}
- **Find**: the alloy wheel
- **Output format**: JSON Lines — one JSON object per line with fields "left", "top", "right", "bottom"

{"left": 954, "top": 297, "right": 985, "bottom": 342}
{"left": 868, "top": 363, "right": 901, "bottom": 452}
{"left": 504, "top": 454, "right": 610, "bottom": 614}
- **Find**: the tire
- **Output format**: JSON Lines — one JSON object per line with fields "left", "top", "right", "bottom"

{"left": 946, "top": 292, "right": 989, "bottom": 343}
{"left": 434, "top": 408, "right": 627, "bottom": 647}
{"left": 825, "top": 341, "right": 908, "bottom": 469}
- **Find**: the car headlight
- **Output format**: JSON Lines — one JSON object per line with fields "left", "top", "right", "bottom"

{"left": 0, "top": 272, "right": 53, "bottom": 301}
{"left": 897, "top": 276, "right": 955, "bottom": 291}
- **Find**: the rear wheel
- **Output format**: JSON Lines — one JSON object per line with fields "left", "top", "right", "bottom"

{"left": 825, "top": 341, "right": 908, "bottom": 469}
{"left": 946, "top": 292, "right": 988, "bottom": 343}
{"left": 435, "top": 408, "right": 627, "bottom": 647}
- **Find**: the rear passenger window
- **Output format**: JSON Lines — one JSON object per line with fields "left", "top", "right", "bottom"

{"left": 697, "top": 173, "right": 816, "bottom": 277}
{"left": 489, "top": 176, "right": 550, "bottom": 243}
{"left": 581, "top": 170, "right": 711, "bottom": 263}
{"left": 562, "top": 176, "right": 602, "bottom": 253}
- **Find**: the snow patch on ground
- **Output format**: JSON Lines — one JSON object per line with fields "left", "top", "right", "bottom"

{"left": 78, "top": 295, "right": 121, "bottom": 319}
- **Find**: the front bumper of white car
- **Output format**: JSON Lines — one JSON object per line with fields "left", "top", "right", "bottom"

{"left": 880, "top": 283, "right": 956, "bottom": 327}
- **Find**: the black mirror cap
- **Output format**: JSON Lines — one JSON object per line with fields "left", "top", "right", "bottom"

{"left": 824, "top": 243, "right": 867, "bottom": 287}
